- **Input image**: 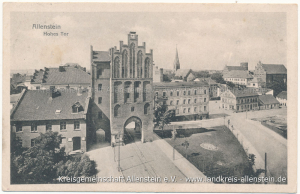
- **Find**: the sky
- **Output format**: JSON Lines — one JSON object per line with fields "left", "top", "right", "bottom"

{"left": 10, "top": 12, "right": 286, "bottom": 72}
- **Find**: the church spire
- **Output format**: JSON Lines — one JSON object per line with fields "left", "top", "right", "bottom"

{"left": 173, "top": 45, "right": 180, "bottom": 72}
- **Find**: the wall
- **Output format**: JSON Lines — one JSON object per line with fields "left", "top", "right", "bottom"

{"left": 11, "top": 119, "right": 87, "bottom": 153}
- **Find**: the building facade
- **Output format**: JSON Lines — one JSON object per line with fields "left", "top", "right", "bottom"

{"left": 10, "top": 89, "right": 91, "bottom": 153}
{"left": 223, "top": 70, "right": 253, "bottom": 86}
{"left": 220, "top": 90, "right": 259, "bottom": 112}
{"left": 258, "top": 95, "right": 280, "bottom": 110}
{"left": 91, "top": 31, "right": 154, "bottom": 145}
{"left": 154, "top": 81, "right": 210, "bottom": 121}
{"left": 254, "top": 61, "right": 287, "bottom": 86}
{"left": 276, "top": 91, "right": 287, "bottom": 107}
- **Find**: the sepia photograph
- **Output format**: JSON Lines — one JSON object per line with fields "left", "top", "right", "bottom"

{"left": 2, "top": 3, "right": 297, "bottom": 193}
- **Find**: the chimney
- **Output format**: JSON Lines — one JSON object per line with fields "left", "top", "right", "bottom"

{"left": 59, "top": 66, "right": 65, "bottom": 72}
{"left": 159, "top": 68, "right": 163, "bottom": 82}
{"left": 49, "top": 86, "right": 56, "bottom": 98}
{"left": 77, "top": 87, "right": 82, "bottom": 96}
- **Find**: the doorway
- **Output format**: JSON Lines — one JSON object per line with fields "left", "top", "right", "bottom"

{"left": 73, "top": 137, "right": 81, "bottom": 151}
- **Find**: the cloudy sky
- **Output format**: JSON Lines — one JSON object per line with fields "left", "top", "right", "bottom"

{"left": 10, "top": 12, "right": 286, "bottom": 71}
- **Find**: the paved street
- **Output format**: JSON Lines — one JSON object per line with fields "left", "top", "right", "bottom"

{"left": 229, "top": 115, "right": 287, "bottom": 183}
{"left": 176, "top": 100, "right": 287, "bottom": 183}
{"left": 88, "top": 138, "right": 208, "bottom": 184}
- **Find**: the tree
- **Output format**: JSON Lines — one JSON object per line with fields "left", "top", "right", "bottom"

{"left": 153, "top": 100, "right": 175, "bottom": 138}
{"left": 56, "top": 154, "right": 97, "bottom": 178}
{"left": 163, "top": 73, "right": 174, "bottom": 82}
{"left": 211, "top": 72, "right": 226, "bottom": 84}
{"left": 226, "top": 81, "right": 235, "bottom": 88}
{"left": 11, "top": 131, "right": 97, "bottom": 184}
{"left": 12, "top": 131, "right": 64, "bottom": 183}
{"left": 193, "top": 70, "right": 210, "bottom": 78}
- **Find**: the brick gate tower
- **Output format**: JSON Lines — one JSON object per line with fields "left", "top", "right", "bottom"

{"left": 91, "top": 32, "right": 154, "bottom": 145}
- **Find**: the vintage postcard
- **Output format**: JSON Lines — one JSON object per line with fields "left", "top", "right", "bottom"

{"left": 2, "top": 3, "right": 297, "bottom": 193}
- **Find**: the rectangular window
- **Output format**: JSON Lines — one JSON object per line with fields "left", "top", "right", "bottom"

{"left": 176, "top": 100, "right": 179, "bottom": 105}
{"left": 204, "top": 106, "right": 206, "bottom": 111}
{"left": 163, "top": 92, "right": 166, "bottom": 97}
{"left": 155, "top": 92, "right": 158, "bottom": 97}
{"left": 125, "top": 93, "right": 130, "bottom": 102}
{"left": 36, "top": 86, "right": 40, "bottom": 90}
{"left": 194, "top": 107, "right": 197, "bottom": 112}
{"left": 98, "top": 97, "right": 102, "bottom": 104}
{"left": 194, "top": 90, "right": 197, "bottom": 95}
{"left": 97, "top": 69, "right": 102, "bottom": 78}
{"left": 194, "top": 99, "right": 197, "bottom": 103}
{"left": 183, "top": 108, "right": 186, "bottom": 113}
{"left": 170, "top": 101, "right": 173, "bottom": 105}
{"left": 98, "top": 84, "right": 102, "bottom": 91}
{"left": 183, "top": 91, "right": 186, "bottom": 95}
{"left": 72, "top": 106, "right": 78, "bottom": 113}
{"left": 98, "top": 111, "right": 103, "bottom": 119}
{"left": 74, "top": 121, "right": 80, "bottom": 130}
{"left": 16, "top": 124, "right": 22, "bottom": 132}
{"left": 204, "top": 90, "right": 206, "bottom": 94}
{"left": 177, "top": 91, "right": 179, "bottom": 96}
{"left": 204, "top": 98, "right": 206, "bottom": 102}
{"left": 188, "top": 108, "right": 190, "bottom": 113}
{"left": 31, "top": 123, "right": 37, "bottom": 132}
{"left": 46, "top": 123, "right": 52, "bottom": 131}
{"left": 188, "top": 99, "right": 191, "bottom": 104}
{"left": 188, "top": 90, "right": 191, "bottom": 95}
{"left": 60, "top": 121, "right": 66, "bottom": 130}
{"left": 183, "top": 99, "right": 186, "bottom": 104}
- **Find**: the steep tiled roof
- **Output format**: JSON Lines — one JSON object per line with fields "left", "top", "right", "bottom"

{"left": 231, "top": 89, "right": 259, "bottom": 97}
{"left": 225, "top": 66, "right": 247, "bottom": 71}
{"left": 92, "top": 51, "right": 111, "bottom": 62}
{"left": 223, "top": 70, "right": 253, "bottom": 79}
{"left": 33, "top": 66, "right": 91, "bottom": 85}
{"left": 10, "top": 93, "right": 21, "bottom": 104}
{"left": 194, "top": 77, "right": 218, "bottom": 85}
{"left": 174, "top": 69, "right": 192, "bottom": 78}
{"left": 259, "top": 95, "right": 280, "bottom": 105}
{"left": 11, "top": 90, "right": 90, "bottom": 121}
{"left": 261, "top": 64, "right": 287, "bottom": 74}
{"left": 153, "top": 81, "right": 208, "bottom": 89}
{"left": 276, "top": 91, "right": 287, "bottom": 100}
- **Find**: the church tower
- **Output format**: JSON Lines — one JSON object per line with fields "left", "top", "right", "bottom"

{"left": 173, "top": 46, "right": 180, "bottom": 72}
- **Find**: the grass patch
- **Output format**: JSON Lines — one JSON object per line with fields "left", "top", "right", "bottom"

{"left": 166, "top": 126, "right": 254, "bottom": 184}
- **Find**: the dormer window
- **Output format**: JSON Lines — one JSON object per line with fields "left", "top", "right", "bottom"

{"left": 72, "top": 102, "right": 83, "bottom": 113}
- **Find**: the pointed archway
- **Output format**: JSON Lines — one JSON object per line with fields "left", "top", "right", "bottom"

{"left": 123, "top": 116, "right": 142, "bottom": 144}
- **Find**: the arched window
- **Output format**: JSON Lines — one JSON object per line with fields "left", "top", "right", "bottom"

{"left": 114, "top": 56, "right": 120, "bottom": 78}
{"left": 114, "top": 105, "right": 121, "bottom": 117}
{"left": 130, "top": 43, "right": 135, "bottom": 78}
{"left": 122, "top": 50, "right": 128, "bottom": 78}
{"left": 144, "top": 57, "right": 150, "bottom": 78}
{"left": 144, "top": 103, "right": 150, "bottom": 115}
{"left": 137, "top": 50, "right": 143, "bottom": 78}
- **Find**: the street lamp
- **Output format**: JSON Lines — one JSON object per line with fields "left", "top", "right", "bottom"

{"left": 114, "top": 132, "right": 122, "bottom": 172}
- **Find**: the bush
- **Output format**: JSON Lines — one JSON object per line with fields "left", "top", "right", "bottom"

{"left": 56, "top": 154, "right": 97, "bottom": 178}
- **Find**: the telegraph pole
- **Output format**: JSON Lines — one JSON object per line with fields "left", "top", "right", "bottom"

{"left": 118, "top": 132, "right": 121, "bottom": 172}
